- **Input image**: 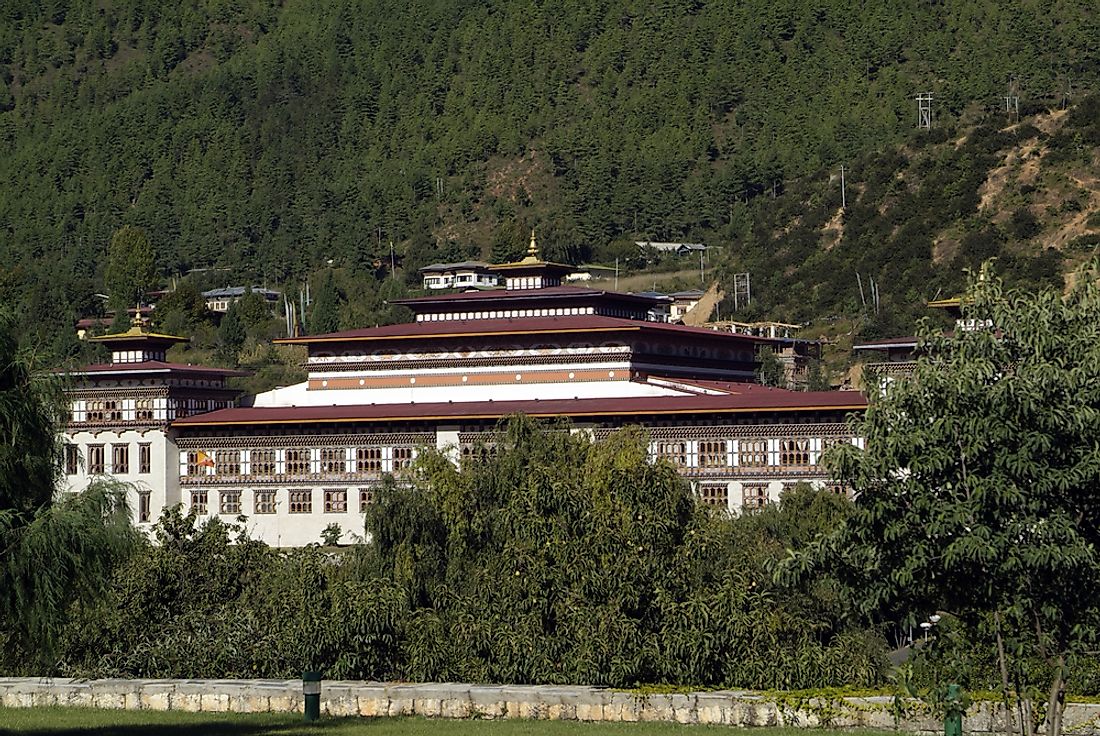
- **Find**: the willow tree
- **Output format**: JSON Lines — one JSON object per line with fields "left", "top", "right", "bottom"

{"left": 784, "top": 265, "right": 1100, "bottom": 736}
{"left": 0, "top": 313, "right": 135, "bottom": 665}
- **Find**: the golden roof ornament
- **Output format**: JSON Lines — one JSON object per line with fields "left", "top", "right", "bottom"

{"left": 130, "top": 310, "right": 150, "bottom": 331}
{"left": 525, "top": 229, "right": 540, "bottom": 261}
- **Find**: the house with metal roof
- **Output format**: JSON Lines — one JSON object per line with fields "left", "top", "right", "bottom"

{"left": 202, "top": 286, "right": 281, "bottom": 313}
{"left": 419, "top": 261, "right": 498, "bottom": 290}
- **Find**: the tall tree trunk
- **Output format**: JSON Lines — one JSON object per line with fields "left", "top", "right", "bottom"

{"left": 1015, "top": 665, "right": 1035, "bottom": 736}
{"left": 994, "top": 612, "right": 1020, "bottom": 736}
{"left": 1045, "top": 655, "right": 1065, "bottom": 736}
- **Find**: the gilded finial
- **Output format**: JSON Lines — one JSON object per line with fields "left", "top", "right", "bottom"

{"left": 527, "top": 229, "right": 539, "bottom": 259}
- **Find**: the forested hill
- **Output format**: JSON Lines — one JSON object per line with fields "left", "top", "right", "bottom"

{"left": 1, "top": 1, "right": 1099, "bottom": 354}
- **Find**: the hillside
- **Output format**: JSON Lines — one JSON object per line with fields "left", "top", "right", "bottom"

{"left": 714, "top": 98, "right": 1100, "bottom": 338}
{"left": 1, "top": 1, "right": 1099, "bottom": 358}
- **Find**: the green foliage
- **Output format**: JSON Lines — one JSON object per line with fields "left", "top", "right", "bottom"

{"left": 0, "top": 313, "right": 64, "bottom": 514}
{"left": 24, "top": 418, "right": 883, "bottom": 688}
{"left": 321, "top": 523, "right": 343, "bottom": 547}
{"left": 0, "top": 312, "right": 137, "bottom": 662}
{"left": 217, "top": 302, "right": 246, "bottom": 363}
{"left": 782, "top": 264, "right": 1100, "bottom": 734}
{"left": 805, "top": 359, "right": 830, "bottom": 391}
{"left": 308, "top": 271, "right": 342, "bottom": 335}
{"left": 2, "top": 3, "right": 1099, "bottom": 355}
{"left": 1009, "top": 208, "right": 1041, "bottom": 240}
{"left": 105, "top": 227, "right": 156, "bottom": 312}
{"left": 152, "top": 280, "right": 209, "bottom": 335}
{"left": 756, "top": 346, "right": 785, "bottom": 387}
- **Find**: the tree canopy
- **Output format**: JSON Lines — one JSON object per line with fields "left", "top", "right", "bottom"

{"left": 1, "top": 1, "right": 1099, "bottom": 356}
{"left": 105, "top": 226, "right": 156, "bottom": 312}
{"left": 783, "top": 264, "right": 1100, "bottom": 736}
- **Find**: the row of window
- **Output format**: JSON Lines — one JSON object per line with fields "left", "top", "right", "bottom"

{"left": 653, "top": 438, "right": 848, "bottom": 470}
{"left": 187, "top": 488, "right": 375, "bottom": 516}
{"left": 66, "top": 443, "right": 152, "bottom": 476}
{"left": 76, "top": 398, "right": 227, "bottom": 423}
{"left": 416, "top": 306, "right": 599, "bottom": 322}
{"left": 696, "top": 482, "right": 850, "bottom": 510}
{"left": 186, "top": 447, "right": 416, "bottom": 477}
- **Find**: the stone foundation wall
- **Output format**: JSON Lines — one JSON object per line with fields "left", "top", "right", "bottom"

{"left": 1, "top": 678, "right": 1098, "bottom": 734}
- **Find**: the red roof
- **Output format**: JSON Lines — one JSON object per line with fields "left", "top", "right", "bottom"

{"left": 70, "top": 361, "right": 248, "bottom": 377}
{"left": 173, "top": 389, "right": 866, "bottom": 427}
{"left": 276, "top": 315, "right": 775, "bottom": 345}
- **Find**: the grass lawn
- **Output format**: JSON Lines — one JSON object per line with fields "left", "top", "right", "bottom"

{"left": 0, "top": 707, "right": 901, "bottom": 736}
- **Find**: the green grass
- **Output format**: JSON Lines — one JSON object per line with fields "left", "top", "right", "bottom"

{"left": 0, "top": 707, "right": 902, "bottom": 736}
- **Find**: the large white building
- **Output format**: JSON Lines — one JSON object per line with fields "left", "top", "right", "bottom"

{"left": 61, "top": 320, "right": 244, "bottom": 525}
{"left": 64, "top": 245, "right": 865, "bottom": 547}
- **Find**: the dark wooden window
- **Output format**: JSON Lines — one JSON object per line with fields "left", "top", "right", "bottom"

{"left": 65, "top": 444, "right": 79, "bottom": 475}
{"left": 138, "top": 491, "right": 151, "bottom": 523}
{"left": 289, "top": 490, "right": 312, "bottom": 514}
{"left": 111, "top": 444, "right": 129, "bottom": 474}
{"left": 254, "top": 490, "right": 276, "bottom": 514}
{"left": 139, "top": 443, "right": 152, "bottom": 474}
{"left": 220, "top": 491, "right": 241, "bottom": 515}
{"left": 88, "top": 444, "right": 105, "bottom": 474}
{"left": 324, "top": 489, "right": 347, "bottom": 513}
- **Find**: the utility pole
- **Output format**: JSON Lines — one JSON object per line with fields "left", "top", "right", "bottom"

{"left": 1004, "top": 78, "right": 1020, "bottom": 123}
{"left": 840, "top": 165, "right": 847, "bottom": 210}
{"left": 389, "top": 240, "right": 395, "bottom": 278}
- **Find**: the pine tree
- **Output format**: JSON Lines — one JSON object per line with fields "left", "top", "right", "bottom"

{"left": 307, "top": 271, "right": 342, "bottom": 335}
{"left": 218, "top": 302, "right": 246, "bottom": 364}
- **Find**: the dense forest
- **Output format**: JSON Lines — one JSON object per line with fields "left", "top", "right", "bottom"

{"left": 1, "top": 0, "right": 1099, "bottom": 358}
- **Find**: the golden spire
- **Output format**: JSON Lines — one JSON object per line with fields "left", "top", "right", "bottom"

{"left": 130, "top": 307, "right": 150, "bottom": 332}
{"left": 527, "top": 229, "right": 539, "bottom": 259}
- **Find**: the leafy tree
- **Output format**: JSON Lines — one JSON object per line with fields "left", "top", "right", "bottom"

{"left": 105, "top": 227, "right": 157, "bottom": 312}
{"left": 783, "top": 265, "right": 1100, "bottom": 736}
{"left": 805, "top": 359, "right": 831, "bottom": 391}
{"left": 0, "top": 313, "right": 135, "bottom": 662}
{"left": 234, "top": 289, "right": 273, "bottom": 329}
{"left": 152, "top": 280, "right": 208, "bottom": 335}
{"left": 217, "top": 302, "right": 246, "bottom": 364}
{"left": 756, "top": 346, "right": 785, "bottom": 387}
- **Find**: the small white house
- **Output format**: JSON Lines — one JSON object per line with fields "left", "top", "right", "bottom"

{"left": 420, "top": 262, "right": 498, "bottom": 290}
{"left": 636, "top": 241, "right": 707, "bottom": 256}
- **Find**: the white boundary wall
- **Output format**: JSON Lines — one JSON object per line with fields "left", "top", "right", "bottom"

{"left": 2, "top": 678, "right": 1099, "bottom": 733}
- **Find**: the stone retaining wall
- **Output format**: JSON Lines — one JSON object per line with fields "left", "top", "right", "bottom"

{"left": 2, "top": 678, "right": 1099, "bottom": 733}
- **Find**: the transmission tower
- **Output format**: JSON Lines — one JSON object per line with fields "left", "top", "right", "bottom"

{"left": 732, "top": 272, "right": 751, "bottom": 311}
{"left": 916, "top": 92, "right": 933, "bottom": 130}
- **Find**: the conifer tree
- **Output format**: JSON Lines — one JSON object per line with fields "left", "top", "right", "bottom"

{"left": 105, "top": 226, "right": 157, "bottom": 315}
{"left": 307, "top": 271, "right": 342, "bottom": 335}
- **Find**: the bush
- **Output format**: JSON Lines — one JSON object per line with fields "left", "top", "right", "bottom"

{"left": 1009, "top": 208, "right": 1041, "bottom": 240}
